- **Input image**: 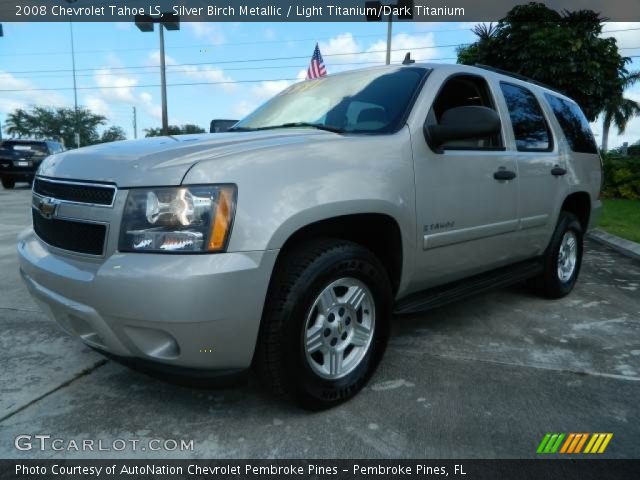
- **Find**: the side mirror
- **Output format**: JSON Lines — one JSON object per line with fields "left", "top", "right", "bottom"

{"left": 425, "top": 106, "right": 501, "bottom": 148}
{"left": 210, "top": 119, "right": 239, "bottom": 133}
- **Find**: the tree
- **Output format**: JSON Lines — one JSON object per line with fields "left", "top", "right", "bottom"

{"left": 601, "top": 71, "right": 640, "bottom": 152}
{"left": 457, "top": 2, "right": 630, "bottom": 121}
{"left": 99, "top": 125, "right": 127, "bottom": 143}
{"left": 4, "top": 106, "right": 106, "bottom": 148}
{"left": 144, "top": 124, "right": 205, "bottom": 137}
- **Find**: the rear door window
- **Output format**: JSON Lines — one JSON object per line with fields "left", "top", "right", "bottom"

{"left": 500, "top": 83, "right": 551, "bottom": 151}
{"left": 544, "top": 94, "right": 598, "bottom": 154}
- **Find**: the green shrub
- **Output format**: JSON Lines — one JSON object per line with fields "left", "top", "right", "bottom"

{"left": 602, "top": 155, "right": 640, "bottom": 200}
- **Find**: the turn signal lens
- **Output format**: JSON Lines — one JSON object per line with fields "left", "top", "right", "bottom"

{"left": 209, "top": 186, "right": 234, "bottom": 251}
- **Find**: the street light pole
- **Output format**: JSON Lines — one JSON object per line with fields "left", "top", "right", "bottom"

{"left": 69, "top": 22, "right": 80, "bottom": 147}
{"left": 159, "top": 25, "right": 168, "bottom": 136}
{"left": 135, "top": 13, "right": 179, "bottom": 137}
{"left": 385, "top": 15, "right": 392, "bottom": 65}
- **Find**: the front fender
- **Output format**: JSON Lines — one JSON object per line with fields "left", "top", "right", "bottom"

{"left": 181, "top": 130, "right": 417, "bottom": 253}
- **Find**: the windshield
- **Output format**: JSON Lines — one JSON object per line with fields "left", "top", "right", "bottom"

{"left": 233, "top": 67, "right": 428, "bottom": 134}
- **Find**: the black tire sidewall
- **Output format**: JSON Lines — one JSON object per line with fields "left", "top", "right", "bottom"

{"left": 281, "top": 244, "right": 391, "bottom": 407}
{"left": 1, "top": 178, "right": 15, "bottom": 189}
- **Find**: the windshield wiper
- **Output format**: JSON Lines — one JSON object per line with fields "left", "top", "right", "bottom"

{"left": 241, "top": 122, "right": 344, "bottom": 133}
{"left": 227, "top": 126, "right": 254, "bottom": 132}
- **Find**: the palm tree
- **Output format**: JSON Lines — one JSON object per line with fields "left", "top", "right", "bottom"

{"left": 601, "top": 71, "right": 640, "bottom": 152}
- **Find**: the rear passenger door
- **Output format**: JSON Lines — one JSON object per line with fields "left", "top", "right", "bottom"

{"left": 498, "top": 82, "right": 561, "bottom": 256}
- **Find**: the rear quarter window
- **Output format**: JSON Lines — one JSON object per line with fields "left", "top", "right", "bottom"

{"left": 544, "top": 94, "right": 598, "bottom": 154}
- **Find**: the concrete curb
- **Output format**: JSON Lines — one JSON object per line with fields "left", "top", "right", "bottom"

{"left": 588, "top": 229, "right": 640, "bottom": 261}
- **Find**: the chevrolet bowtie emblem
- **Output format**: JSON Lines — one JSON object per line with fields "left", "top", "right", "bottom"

{"left": 37, "top": 197, "right": 59, "bottom": 219}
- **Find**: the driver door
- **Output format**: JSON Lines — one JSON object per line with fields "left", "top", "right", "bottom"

{"left": 410, "top": 72, "right": 523, "bottom": 289}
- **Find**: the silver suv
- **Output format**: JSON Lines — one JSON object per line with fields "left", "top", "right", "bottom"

{"left": 18, "top": 64, "right": 602, "bottom": 408}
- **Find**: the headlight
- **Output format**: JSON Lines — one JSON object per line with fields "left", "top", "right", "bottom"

{"left": 119, "top": 185, "right": 236, "bottom": 253}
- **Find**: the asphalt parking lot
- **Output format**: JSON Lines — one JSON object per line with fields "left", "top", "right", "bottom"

{"left": 1, "top": 185, "right": 639, "bottom": 459}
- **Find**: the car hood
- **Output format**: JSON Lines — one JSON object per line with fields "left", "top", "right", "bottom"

{"left": 37, "top": 130, "right": 339, "bottom": 187}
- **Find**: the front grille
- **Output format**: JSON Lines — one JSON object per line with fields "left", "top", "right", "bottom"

{"left": 34, "top": 178, "right": 115, "bottom": 206}
{"left": 32, "top": 211, "right": 106, "bottom": 255}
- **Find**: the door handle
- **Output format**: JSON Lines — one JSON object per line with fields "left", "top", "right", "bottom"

{"left": 551, "top": 166, "right": 567, "bottom": 176}
{"left": 493, "top": 168, "right": 517, "bottom": 181}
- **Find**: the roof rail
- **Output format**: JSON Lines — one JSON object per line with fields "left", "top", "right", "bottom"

{"left": 474, "top": 64, "right": 563, "bottom": 94}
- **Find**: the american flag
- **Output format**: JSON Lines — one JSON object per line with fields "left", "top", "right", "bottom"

{"left": 306, "top": 43, "right": 327, "bottom": 80}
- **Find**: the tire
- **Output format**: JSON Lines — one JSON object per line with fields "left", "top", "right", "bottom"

{"left": 1, "top": 178, "right": 15, "bottom": 189}
{"left": 533, "top": 212, "right": 584, "bottom": 299}
{"left": 254, "top": 238, "right": 392, "bottom": 409}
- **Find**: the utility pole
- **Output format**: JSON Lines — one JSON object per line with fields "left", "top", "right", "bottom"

{"left": 69, "top": 22, "right": 80, "bottom": 148}
{"left": 365, "top": 1, "right": 413, "bottom": 65}
{"left": 133, "top": 106, "right": 138, "bottom": 139}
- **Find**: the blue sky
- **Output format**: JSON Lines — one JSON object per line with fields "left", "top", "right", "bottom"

{"left": 1, "top": 21, "right": 639, "bottom": 147}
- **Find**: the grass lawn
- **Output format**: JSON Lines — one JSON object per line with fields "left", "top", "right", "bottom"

{"left": 598, "top": 199, "right": 640, "bottom": 243}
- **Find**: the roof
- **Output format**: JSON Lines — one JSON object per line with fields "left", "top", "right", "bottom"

{"left": 324, "top": 62, "right": 575, "bottom": 104}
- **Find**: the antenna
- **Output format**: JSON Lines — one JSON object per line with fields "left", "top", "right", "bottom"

{"left": 402, "top": 52, "right": 415, "bottom": 65}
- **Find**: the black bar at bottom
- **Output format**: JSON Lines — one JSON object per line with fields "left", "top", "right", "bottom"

{"left": 0, "top": 459, "right": 638, "bottom": 480}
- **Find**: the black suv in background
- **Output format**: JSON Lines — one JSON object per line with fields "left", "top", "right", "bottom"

{"left": 0, "top": 139, "right": 64, "bottom": 189}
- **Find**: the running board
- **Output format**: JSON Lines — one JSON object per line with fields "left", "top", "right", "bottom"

{"left": 393, "top": 260, "right": 544, "bottom": 315}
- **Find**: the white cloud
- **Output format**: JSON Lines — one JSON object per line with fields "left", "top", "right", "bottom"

{"left": 89, "top": 56, "right": 162, "bottom": 121}
{"left": 232, "top": 100, "right": 256, "bottom": 118}
{"left": 139, "top": 91, "right": 162, "bottom": 120}
{"left": 146, "top": 50, "right": 236, "bottom": 92}
{"left": 602, "top": 22, "right": 640, "bottom": 50}
{"left": 317, "top": 31, "right": 439, "bottom": 72}
{"left": 250, "top": 80, "right": 292, "bottom": 102}
{"left": 365, "top": 32, "right": 439, "bottom": 64}
{"left": 93, "top": 68, "right": 138, "bottom": 103}
{"left": 0, "top": 70, "right": 66, "bottom": 117}
{"left": 83, "top": 95, "right": 113, "bottom": 117}
{"left": 186, "top": 22, "right": 225, "bottom": 46}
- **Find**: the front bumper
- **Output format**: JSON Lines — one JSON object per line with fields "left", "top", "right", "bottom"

{"left": 0, "top": 169, "right": 36, "bottom": 181}
{"left": 18, "top": 229, "right": 278, "bottom": 371}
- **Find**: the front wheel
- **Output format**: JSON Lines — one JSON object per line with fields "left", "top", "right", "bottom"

{"left": 254, "top": 239, "right": 392, "bottom": 409}
{"left": 533, "top": 211, "right": 584, "bottom": 298}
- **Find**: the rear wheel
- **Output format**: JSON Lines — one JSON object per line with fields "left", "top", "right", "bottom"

{"left": 533, "top": 212, "right": 583, "bottom": 298}
{"left": 254, "top": 239, "right": 392, "bottom": 409}
{"left": 1, "top": 178, "right": 15, "bottom": 189}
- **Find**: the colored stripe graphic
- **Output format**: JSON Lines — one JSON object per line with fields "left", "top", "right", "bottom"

{"left": 537, "top": 433, "right": 552, "bottom": 454}
{"left": 598, "top": 434, "right": 614, "bottom": 453}
{"left": 574, "top": 433, "right": 589, "bottom": 453}
{"left": 537, "top": 433, "right": 565, "bottom": 454}
{"left": 560, "top": 433, "right": 575, "bottom": 453}
{"left": 538, "top": 433, "right": 612, "bottom": 454}
{"left": 585, "top": 433, "right": 614, "bottom": 454}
